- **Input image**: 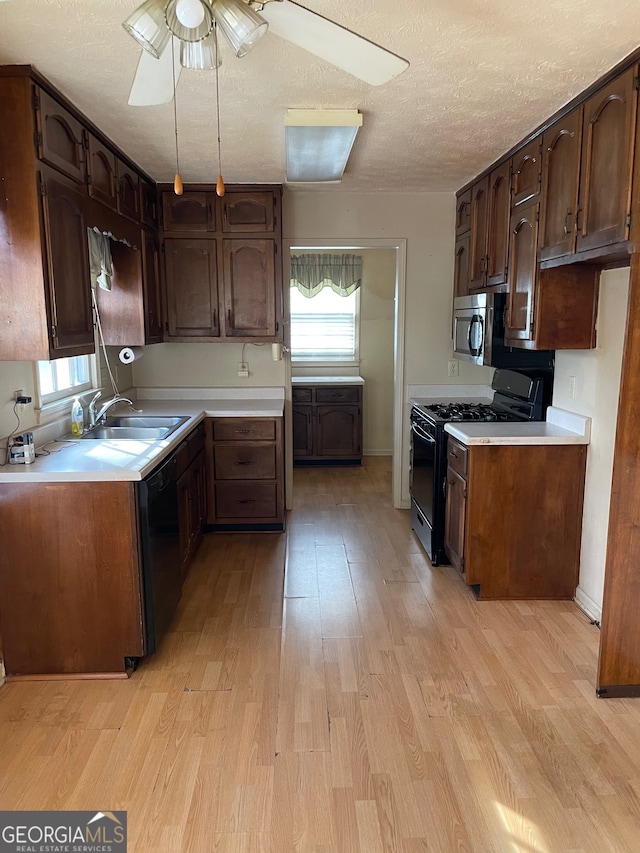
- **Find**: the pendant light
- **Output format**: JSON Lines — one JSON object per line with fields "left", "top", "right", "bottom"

{"left": 214, "top": 23, "right": 225, "bottom": 197}
{"left": 171, "top": 38, "right": 183, "bottom": 195}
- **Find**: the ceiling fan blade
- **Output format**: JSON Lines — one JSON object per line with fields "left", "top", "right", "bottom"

{"left": 260, "top": 0, "right": 409, "bottom": 86}
{"left": 128, "top": 38, "right": 182, "bottom": 106}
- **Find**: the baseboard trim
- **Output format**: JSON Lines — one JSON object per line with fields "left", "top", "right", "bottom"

{"left": 363, "top": 450, "right": 393, "bottom": 457}
{"left": 574, "top": 586, "right": 602, "bottom": 623}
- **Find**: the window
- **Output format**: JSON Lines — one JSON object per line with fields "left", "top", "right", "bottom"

{"left": 37, "top": 355, "right": 93, "bottom": 405}
{"left": 289, "top": 252, "right": 362, "bottom": 363}
{"left": 290, "top": 286, "right": 359, "bottom": 362}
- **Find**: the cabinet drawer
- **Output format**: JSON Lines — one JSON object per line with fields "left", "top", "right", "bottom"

{"left": 214, "top": 445, "right": 276, "bottom": 480}
{"left": 315, "top": 386, "right": 360, "bottom": 403}
{"left": 292, "top": 387, "right": 312, "bottom": 402}
{"left": 213, "top": 419, "right": 275, "bottom": 441}
{"left": 447, "top": 438, "right": 468, "bottom": 477}
{"left": 215, "top": 483, "right": 278, "bottom": 518}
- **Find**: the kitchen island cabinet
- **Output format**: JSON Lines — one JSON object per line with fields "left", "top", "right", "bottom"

{"left": 443, "top": 434, "right": 587, "bottom": 599}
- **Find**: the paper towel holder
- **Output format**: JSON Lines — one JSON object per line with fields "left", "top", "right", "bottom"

{"left": 272, "top": 343, "right": 290, "bottom": 361}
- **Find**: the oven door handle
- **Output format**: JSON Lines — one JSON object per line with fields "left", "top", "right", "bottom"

{"left": 411, "top": 422, "right": 436, "bottom": 444}
{"left": 468, "top": 313, "right": 484, "bottom": 357}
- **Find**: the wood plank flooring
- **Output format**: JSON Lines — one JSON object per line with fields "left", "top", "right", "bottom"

{"left": 2, "top": 457, "right": 640, "bottom": 850}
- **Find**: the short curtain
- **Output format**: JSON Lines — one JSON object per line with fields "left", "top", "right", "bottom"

{"left": 290, "top": 253, "right": 362, "bottom": 298}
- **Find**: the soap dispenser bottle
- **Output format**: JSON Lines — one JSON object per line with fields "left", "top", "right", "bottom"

{"left": 71, "top": 397, "right": 84, "bottom": 436}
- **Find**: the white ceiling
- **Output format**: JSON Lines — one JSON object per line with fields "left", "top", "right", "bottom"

{"left": 0, "top": 0, "right": 638, "bottom": 192}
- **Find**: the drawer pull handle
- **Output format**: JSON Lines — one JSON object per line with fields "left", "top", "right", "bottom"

{"left": 238, "top": 498, "right": 256, "bottom": 504}
{"left": 449, "top": 450, "right": 458, "bottom": 458}
{"left": 236, "top": 460, "right": 252, "bottom": 466}
{"left": 235, "top": 429, "right": 253, "bottom": 434}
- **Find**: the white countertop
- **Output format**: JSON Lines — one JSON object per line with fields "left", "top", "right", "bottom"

{"left": 0, "top": 396, "right": 285, "bottom": 484}
{"left": 292, "top": 376, "right": 365, "bottom": 385}
{"left": 445, "top": 406, "right": 591, "bottom": 446}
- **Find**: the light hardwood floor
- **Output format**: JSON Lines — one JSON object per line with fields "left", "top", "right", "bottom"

{"left": 2, "top": 457, "right": 640, "bottom": 851}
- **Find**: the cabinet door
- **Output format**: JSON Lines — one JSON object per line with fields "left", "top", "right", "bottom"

{"left": 505, "top": 201, "right": 539, "bottom": 343}
{"left": 316, "top": 405, "right": 361, "bottom": 458}
{"left": 486, "top": 161, "right": 511, "bottom": 287}
{"left": 453, "top": 234, "right": 471, "bottom": 298}
{"left": 40, "top": 173, "right": 94, "bottom": 357}
{"left": 222, "top": 191, "right": 275, "bottom": 232}
{"left": 455, "top": 189, "right": 471, "bottom": 236}
{"left": 162, "top": 191, "right": 216, "bottom": 232}
{"left": 189, "top": 450, "right": 206, "bottom": 550}
{"left": 177, "top": 469, "right": 192, "bottom": 571}
{"left": 222, "top": 239, "right": 278, "bottom": 337}
{"left": 444, "top": 466, "right": 466, "bottom": 573}
{"left": 292, "top": 404, "right": 314, "bottom": 457}
{"left": 511, "top": 138, "right": 542, "bottom": 207}
{"left": 86, "top": 134, "right": 117, "bottom": 210}
{"left": 34, "top": 88, "right": 85, "bottom": 183}
{"left": 164, "top": 238, "right": 220, "bottom": 338}
{"left": 140, "top": 180, "right": 158, "bottom": 229}
{"left": 539, "top": 108, "right": 583, "bottom": 262}
{"left": 469, "top": 177, "right": 489, "bottom": 290}
{"left": 142, "top": 229, "right": 163, "bottom": 343}
{"left": 117, "top": 161, "right": 140, "bottom": 222}
{"left": 577, "top": 68, "right": 637, "bottom": 253}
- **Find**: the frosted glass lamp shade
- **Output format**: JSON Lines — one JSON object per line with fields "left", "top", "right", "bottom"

{"left": 122, "top": 0, "right": 171, "bottom": 59}
{"left": 180, "top": 32, "right": 222, "bottom": 69}
{"left": 211, "top": 0, "right": 268, "bottom": 58}
{"left": 165, "top": 0, "right": 213, "bottom": 41}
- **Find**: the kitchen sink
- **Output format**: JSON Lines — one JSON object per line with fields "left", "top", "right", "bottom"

{"left": 80, "top": 415, "right": 190, "bottom": 441}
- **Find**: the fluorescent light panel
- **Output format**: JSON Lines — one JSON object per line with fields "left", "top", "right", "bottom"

{"left": 285, "top": 109, "right": 362, "bottom": 183}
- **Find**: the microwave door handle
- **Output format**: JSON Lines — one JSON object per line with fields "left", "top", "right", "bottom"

{"left": 468, "top": 314, "right": 483, "bottom": 357}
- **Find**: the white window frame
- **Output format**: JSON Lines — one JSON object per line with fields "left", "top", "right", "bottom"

{"left": 289, "top": 285, "right": 361, "bottom": 366}
{"left": 34, "top": 353, "right": 99, "bottom": 422}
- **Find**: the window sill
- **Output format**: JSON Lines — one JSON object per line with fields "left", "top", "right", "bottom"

{"left": 35, "top": 388, "right": 99, "bottom": 426}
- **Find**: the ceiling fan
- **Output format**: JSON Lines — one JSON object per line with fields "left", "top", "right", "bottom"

{"left": 123, "top": 0, "right": 410, "bottom": 106}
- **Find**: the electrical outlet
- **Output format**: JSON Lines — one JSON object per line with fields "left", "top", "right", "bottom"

{"left": 237, "top": 361, "right": 249, "bottom": 378}
{"left": 448, "top": 359, "right": 459, "bottom": 378}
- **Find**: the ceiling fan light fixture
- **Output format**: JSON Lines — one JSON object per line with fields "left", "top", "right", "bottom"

{"left": 165, "top": 0, "right": 213, "bottom": 42}
{"left": 180, "top": 31, "right": 222, "bottom": 69}
{"left": 284, "top": 109, "right": 362, "bottom": 183}
{"left": 122, "top": 0, "right": 171, "bottom": 59}
{"left": 210, "top": 0, "right": 268, "bottom": 59}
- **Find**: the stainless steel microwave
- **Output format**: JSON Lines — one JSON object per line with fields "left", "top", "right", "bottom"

{"left": 453, "top": 293, "right": 554, "bottom": 369}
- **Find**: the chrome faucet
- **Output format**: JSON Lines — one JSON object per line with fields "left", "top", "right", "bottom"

{"left": 88, "top": 391, "right": 136, "bottom": 427}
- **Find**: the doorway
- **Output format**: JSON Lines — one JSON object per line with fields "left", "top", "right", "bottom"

{"left": 283, "top": 238, "right": 407, "bottom": 509}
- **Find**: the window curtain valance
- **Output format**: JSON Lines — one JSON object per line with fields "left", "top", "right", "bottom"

{"left": 290, "top": 253, "right": 362, "bottom": 298}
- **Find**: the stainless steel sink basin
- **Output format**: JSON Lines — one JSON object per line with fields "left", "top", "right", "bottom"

{"left": 80, "top": 415, "right": 189, "bottom": 441}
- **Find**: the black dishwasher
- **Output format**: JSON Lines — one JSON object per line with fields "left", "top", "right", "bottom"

{"left": 137, "top": 451, "right": 181, "bottom": 654}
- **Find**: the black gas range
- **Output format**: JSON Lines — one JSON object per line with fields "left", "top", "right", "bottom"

{"left": 409, "top": 369, "right": 551, "bottom": 564}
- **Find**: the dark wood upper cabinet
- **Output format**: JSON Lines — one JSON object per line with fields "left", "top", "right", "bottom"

{"left": 539, "top": 108, "right": 583, "bottom": 262}
{"left": 140, "top": 180, "right": 158, "bottom": 229}
{"left": 505, "top": 200, "right": 539, "bottom": 344}
{"left": 142, "top": 229, "right": 163, "bottom": 343}
{"left": 164, "top": 238, "right": 220, "bottom": 339}
{"left": 222, "top": 239, "right": 277, "bottom": 337}
{"left": 455, "top": 188, "right": 472, "bottom": 236}
{"left": 511, "top": 138, "right": 542, "bottom": 208}
{"left": 86, "top": 133, "right": 117, "bottom": 210}
{"left": 486, "top": 161, "right": 511, "bottom": 287}
{"left": 162, "top": 191, "right": 216, "bottom": 232}
{"left": 116, "top": 161, "right": 140, "bottom": 222}
{"left": 33, "top": 87, "right": 85, "bottom": 183}
{"left": 453, "top": 234, "right": 471, "bottom": 298}
{"left": 469, "top": 177, "right": 489, "bottom": 290}
{"left": 221, "top": 190, "right": 275, "bottom": 232}
{"left": 577, "top": 67, "right": 637, "bottom": 254}
{"left": 40, "top": 171, "right": 94, "bottom": 357}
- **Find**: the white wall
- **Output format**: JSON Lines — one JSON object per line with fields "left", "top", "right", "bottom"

{"left": 553, "top": 267, "right": 629, "bottom": 619}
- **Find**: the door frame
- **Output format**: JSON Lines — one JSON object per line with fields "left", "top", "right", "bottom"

{"left": 283, "top": 237, "right": 407, "bottom": 509}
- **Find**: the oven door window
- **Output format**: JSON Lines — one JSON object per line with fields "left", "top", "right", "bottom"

{"left": 411, "top": 423, "right": 436, "bottom": 526}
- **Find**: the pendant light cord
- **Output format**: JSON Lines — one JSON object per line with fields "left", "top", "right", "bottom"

{"left": 171, "top": 37, "right": 180, "bottom": 176}
{"left": 214, "top": 23, "right": 223, "bottom": 179}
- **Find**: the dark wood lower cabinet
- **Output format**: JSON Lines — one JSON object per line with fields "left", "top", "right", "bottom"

{"left": 177, "top": 423, "right": 207, "bottom": 578}
{"left": 206, "top": 416, "right": 284, "bottom": 529}
{"left": 292, "top": 384, "right": 363, "bottom": 464}
{"left": 444, "top": 437, "right": 587, "bottom": 599}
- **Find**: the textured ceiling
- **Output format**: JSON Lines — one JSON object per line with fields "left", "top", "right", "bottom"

{"left": 0, "top": 0, "right": 639, "bottom": 191}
